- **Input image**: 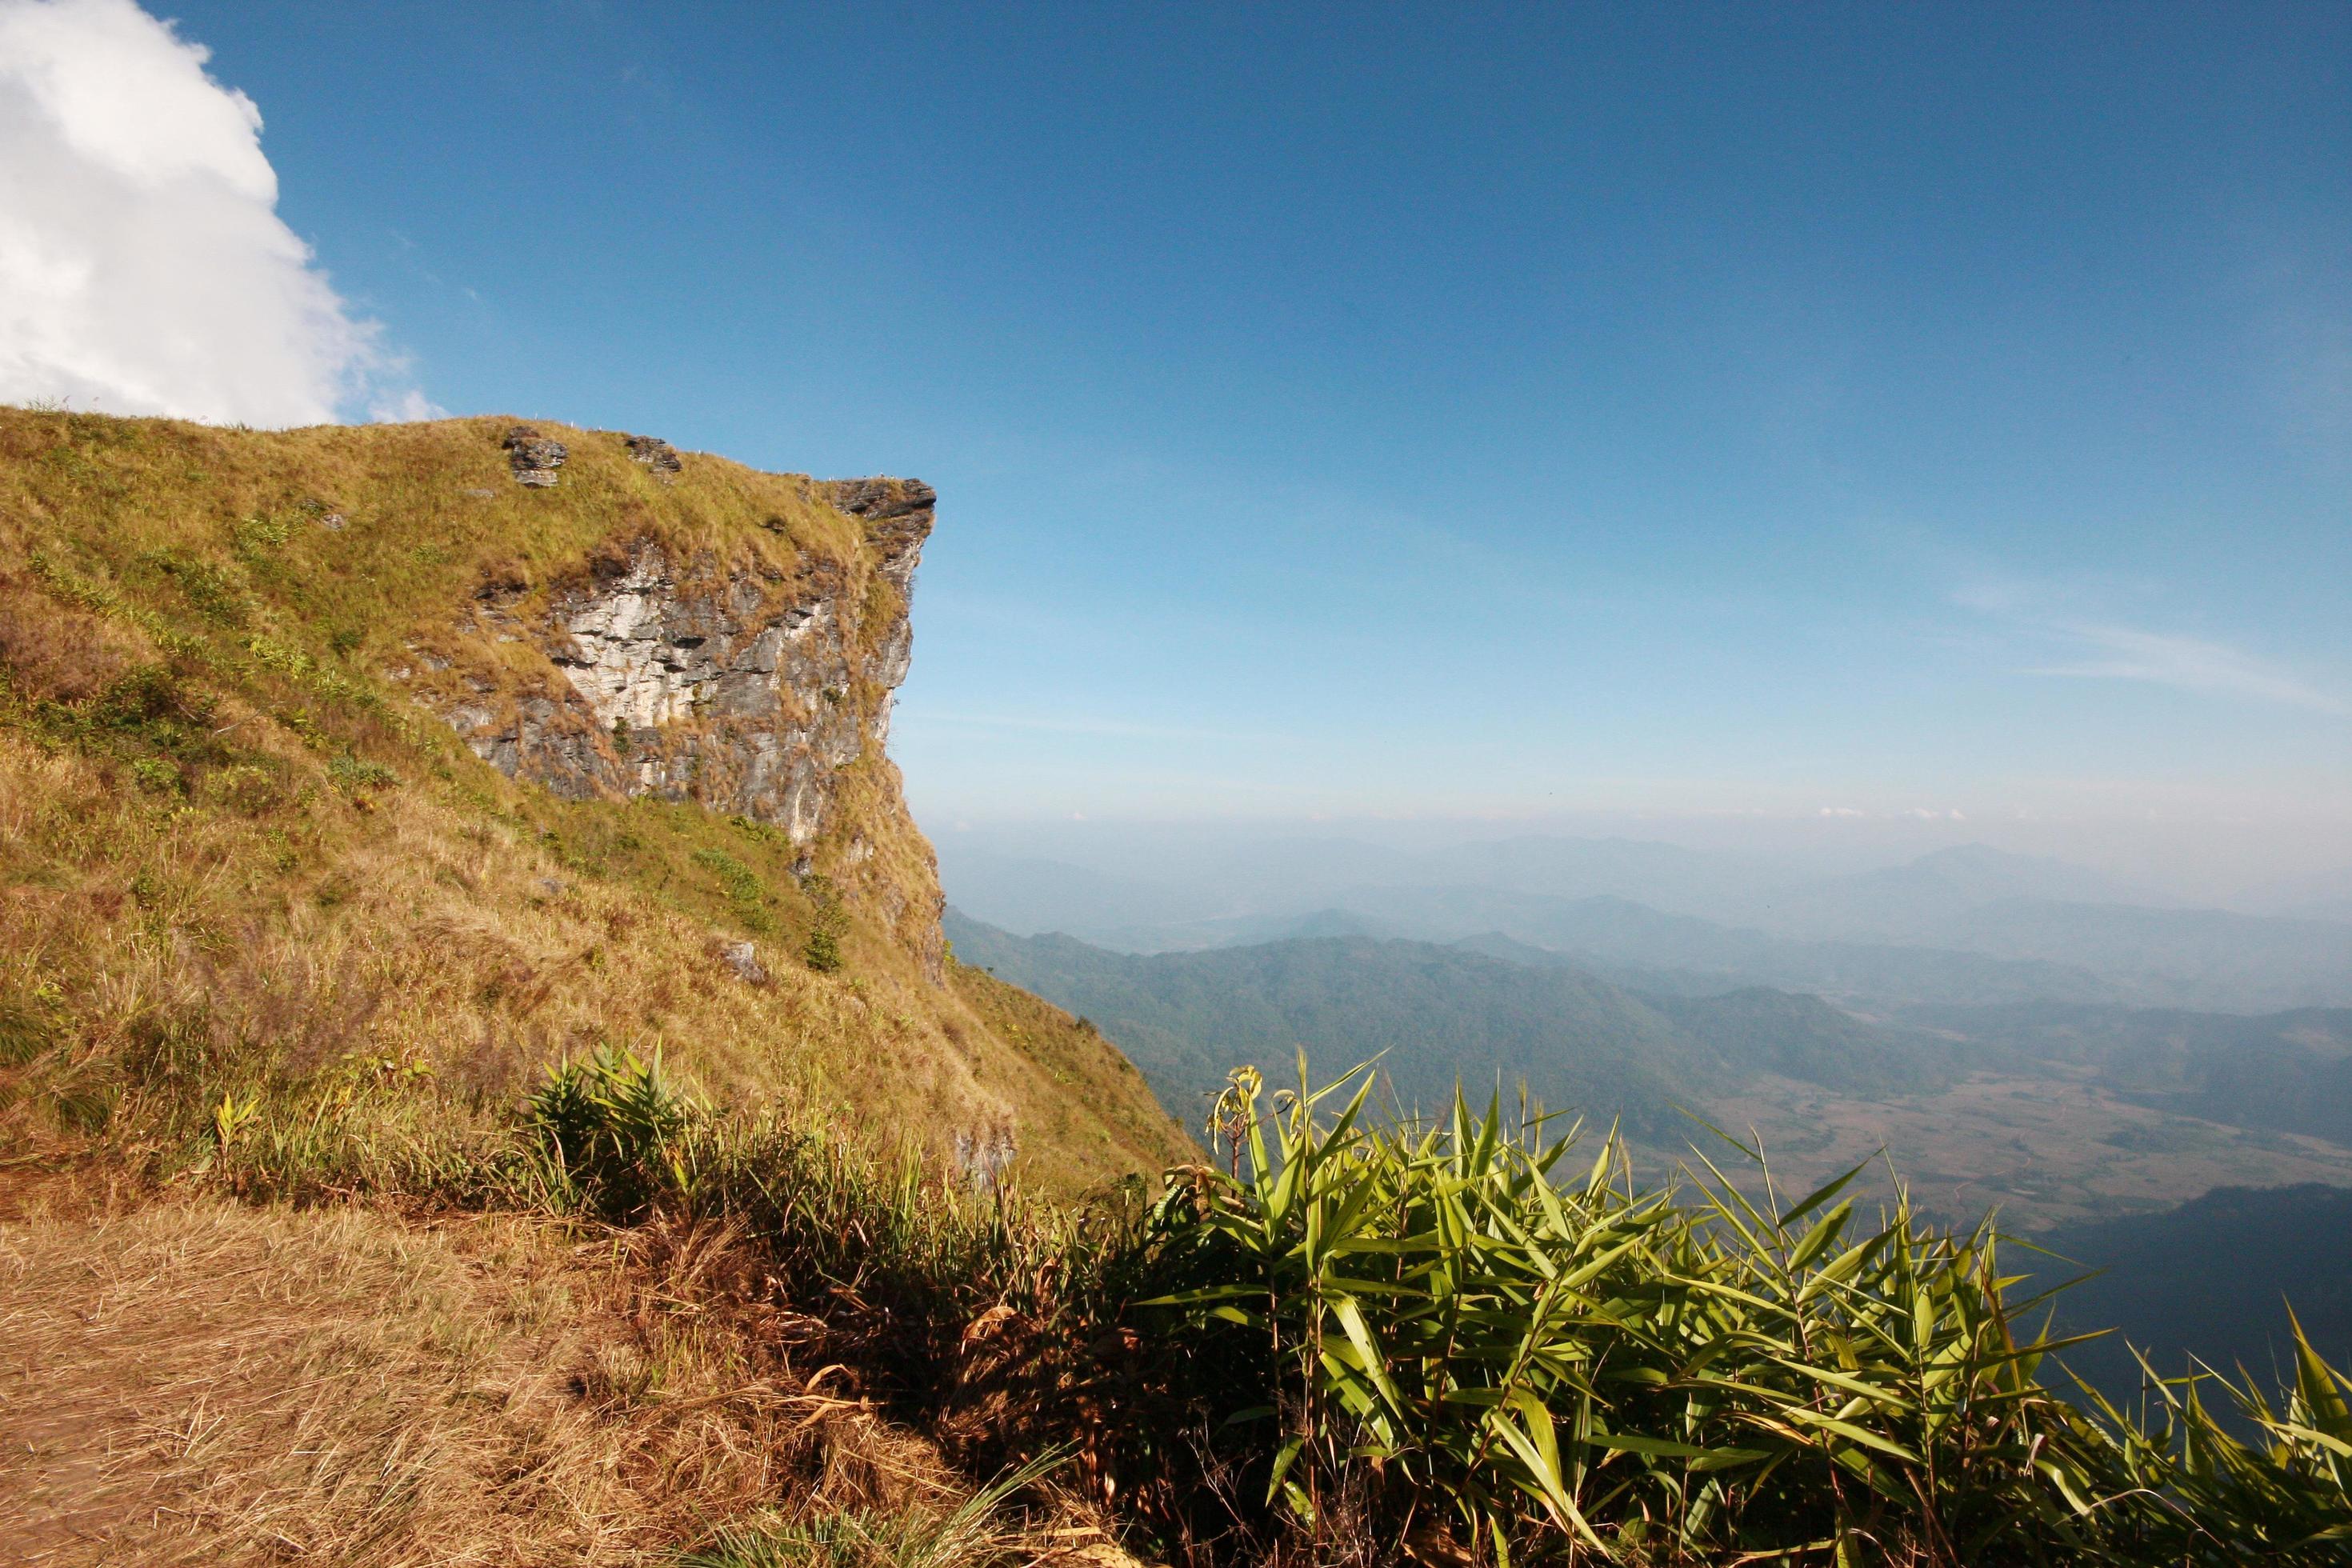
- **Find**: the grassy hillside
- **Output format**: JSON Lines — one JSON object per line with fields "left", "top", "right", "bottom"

{"left": 0, "top": 406, "right": 1187, "bottom": 1192}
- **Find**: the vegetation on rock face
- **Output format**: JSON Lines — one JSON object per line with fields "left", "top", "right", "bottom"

{"left": 0, "top": 406, "right": 1188, "bottom": 1194}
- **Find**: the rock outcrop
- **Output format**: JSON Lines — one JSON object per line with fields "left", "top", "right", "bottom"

{"left": 502, "top": 426, "right": 569, "bottom": 487}
{"left": 430, "top": 475, "right": 934, "bottom": 855}
{"left": 624, "top": 434, "right": 683, "bottom": 482}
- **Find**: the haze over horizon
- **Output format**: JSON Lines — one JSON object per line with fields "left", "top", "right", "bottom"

{"left": 2, "top": 0, "right": 2346, "bottom": 890}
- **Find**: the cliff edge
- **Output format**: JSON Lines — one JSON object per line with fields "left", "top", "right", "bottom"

{"left": 0, "top": 408, "right": 1187, "bottom": 1190}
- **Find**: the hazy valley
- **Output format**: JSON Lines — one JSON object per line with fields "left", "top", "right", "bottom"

{"left": 941, "top": 837, "right": 2352, "bottom": 1400}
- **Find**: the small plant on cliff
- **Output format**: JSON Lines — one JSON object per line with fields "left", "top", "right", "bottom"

{"left": 801, "top": 873, "right": 850, "bottom": 973}
{"left": 692, "top": 846, "right": 774, "bottom": 934}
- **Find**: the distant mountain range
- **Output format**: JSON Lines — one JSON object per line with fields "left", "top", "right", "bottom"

{"left": 940, "top": 838, "right": 2352, "bottom": 1013}
{"left": 943, "top": 913, "right": 1948, "bottom": 1140}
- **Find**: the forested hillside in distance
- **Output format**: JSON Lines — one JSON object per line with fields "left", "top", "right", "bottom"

{"left": 942, "top": 913, "right": 1946, "bottom": 1140}
{"left": 1903, "top": 1002, "right": 2352, "bottom": 1146}
{"left": 2036, "top": 1184, "right": 2352, "bottom": 1413}
{"left": 942, "top": 835, "right": 2352, "bottom": 1013}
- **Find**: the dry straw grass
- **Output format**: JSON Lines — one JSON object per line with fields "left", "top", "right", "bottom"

{"left": 0, "top": 1189, "right": 1124, "bottom": 1566}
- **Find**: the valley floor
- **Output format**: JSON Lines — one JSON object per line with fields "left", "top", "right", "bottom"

{"left": 1707, "top": 1065, "right": 2352, "bottom": 1231}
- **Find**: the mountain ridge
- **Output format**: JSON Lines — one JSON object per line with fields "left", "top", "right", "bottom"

{"left": 0, "top": 407, "right": 1187, "bottom": 1190}
{"left": 942, "top": 910, "right": 1950, "bottom": 1141}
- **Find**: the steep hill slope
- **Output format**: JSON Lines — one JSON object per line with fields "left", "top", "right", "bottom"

{"left": 0, "top": 407, "right": 1186, "bottom": 1190}
{"left": 2036, "top": 1183, "right": 2352, "bottom": 1413}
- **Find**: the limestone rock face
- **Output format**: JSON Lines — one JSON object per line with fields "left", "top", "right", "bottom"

{"left": 624, "top": 434, "right": 683, "bottom": 482}
{"left": 434, "top": 478, "right": 934, "bottom": 853}
{"left": 502, "top": 426, "right": 569, "bottom": 487}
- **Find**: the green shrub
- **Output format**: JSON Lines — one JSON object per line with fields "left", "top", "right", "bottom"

{"left": 692, "top": 846, "right": 774, "bottom": 934}
{"left": 130, "top": 756, "right": 180, "bottom": 793}
{"left": 1110, "top": 1063, "right": 2352, "bottom": 1565}
{"left": 327, "top": 751, "right": 398, "bottom": 793}
{"left": 802, "top": 872, "right": 848, "bottom": 973}
{"left": 229, "top": 512, "right": 290, "bottom": 560}
{"left": 142, "top": 550, "right": 248, "bottom": 626}
{"left": 522, "top": 1045, "right": 702, "bottom": 1219}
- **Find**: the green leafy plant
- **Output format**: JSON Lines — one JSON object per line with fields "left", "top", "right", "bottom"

{"left": 130, "top": 755, "right": 181, "bottom": 793}
{"left": 523, "top": 1045, "right": 702, "bottom": 1218}
{"left": 803, "top": 872, "right": 848, "bottom": 974}
{"left": 1115, "top": 1062, "right": 2352, "bottom": 1565}
{"left": 211, "top": 1089, "right": 260, "bottom": 1152}
{"left": 327, "top": 750, "right": 398, "bottom": 794}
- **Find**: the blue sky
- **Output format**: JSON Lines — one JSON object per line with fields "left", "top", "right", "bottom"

{"left": 27, "top": 2, "right": 2352, "bottom": 863}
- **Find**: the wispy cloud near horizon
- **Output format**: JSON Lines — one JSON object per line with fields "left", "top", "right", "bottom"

{"left": 2020, "top": 622, "right": 2347, "bottom": 714}
{"left": 1954, "top": 578, "right": 2346, "bottom": 717}
{"left": 898, "top": 709, "right": 1272, "bottom": 745}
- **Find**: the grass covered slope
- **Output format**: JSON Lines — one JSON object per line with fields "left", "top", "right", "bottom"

{"left": 0, "top": 406, "right": 1187, "bottom": 1191}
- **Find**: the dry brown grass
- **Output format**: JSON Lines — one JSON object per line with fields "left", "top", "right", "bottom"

{"left": 0, "top": 403, "right": 1190, "bottom": 1193}
{"left": 0, "top": 406, "right": 1188, "bottom": 1563}
{"left": 0, "top": 1186, "right": 1123, "bottom": 1566}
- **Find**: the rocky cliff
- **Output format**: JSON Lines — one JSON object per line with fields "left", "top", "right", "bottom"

{"left": 430, "top": 474, "right": 934, "bottom": 853}
{"left": 0, "top": 407, "right": 1190, "bottom": 1193}
{"left": 385, "top": 430, "right": 951, "bottom": 974}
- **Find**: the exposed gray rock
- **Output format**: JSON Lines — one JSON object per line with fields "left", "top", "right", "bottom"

{"left": 502, "top": 425, "right": 568, "bottom": 488}
{"left": 718, "top": 939, "right": 770, "bottom": 986}
{"left": 815, "top": 478, "right": 934, "bottom": 594}
{"left": 625, "top": 434, "right": 683, "bottom": 482}
{"left": 423, "top": 476, "right": 934, "bottom": 854}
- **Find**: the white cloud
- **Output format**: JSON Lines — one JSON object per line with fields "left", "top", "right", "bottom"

{"left": 2022, "top": 623, "right": 2347, "bottom": 715}
{"left": 0, "top": 0, "right": 432, "bottom": 424}
{"left": 369, "top": 386, "right": 447, "bottom": 423}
